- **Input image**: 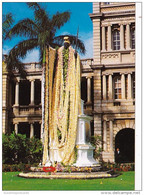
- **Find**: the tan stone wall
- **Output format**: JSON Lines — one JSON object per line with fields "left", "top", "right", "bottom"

{"left": 91, "top": 2, "right": 135, "bottom": 162}
{"left": 93, "top": 2, "right": 100, "bottom": 13}
{"left": 93, "top": 19, "right": 101, "bottom": 64}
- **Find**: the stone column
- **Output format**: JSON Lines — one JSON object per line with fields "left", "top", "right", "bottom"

{"left": 103, "top": 120, "right": 107, "bottom": 151}
{"left": 109, "top": 120, "right": 113, "bottom": 151}
{"left": 14, "top": 123, "right": 18, "bottom": 134}
{"left": 30, "top": 79, "right": 35, "bottom": 105}
{"left": 128, "top": 73, "right": 132, "bottom": 99}
{"left": 30, "top": 123, "right": 34, "bottom": 138}
{"left": 102, "top": 74, "right": 107, "bottom": 100}
{"left": 102, "top": 26, "right": 106, "bottom": 51}
{"left": 120, "top": 24, "right": 124, "bottom": 50}
{"left": 126, "top": 23, "right": 131, "bottom": 50}
{"left": 121, "top": 73, "right": 126, "bottom": 99}
{"left": 108, "top": 25, "right": 112, "bottom": 51}
{"left": 15, "top": 79, "right": 20, "bottom": 106}
{"left": 108, "top": 74, "right": 113, "bottom": 99}
{"left": 86, "top": 76, "right": 92, "bottom": 103}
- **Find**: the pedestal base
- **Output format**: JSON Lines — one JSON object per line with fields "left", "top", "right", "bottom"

{"left": 74, "top": 144, "right": 100, "bottom": 167}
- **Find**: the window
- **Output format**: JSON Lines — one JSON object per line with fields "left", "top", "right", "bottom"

{"left": 113, "top": 30, "right": 120, "bottom": 50}
{"left": 131, "top": 29, "right": 135, "bottom": 49}
{"left": 114, "top": 77, "right": 121, "bottom": 99}
{"left": 104, "top": 2, "right": 110, "bottom": 5}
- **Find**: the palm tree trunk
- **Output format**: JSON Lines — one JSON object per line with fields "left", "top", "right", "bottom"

{"left": 42, "top": 47, "right": 49, "bottom": 165}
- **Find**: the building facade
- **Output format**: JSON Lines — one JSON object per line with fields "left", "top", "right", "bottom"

{"left": 2, "top": 2, "right": 135, "bottom": 163}
{"left": 89, "top": 2, "right": 135, "bottom": 162}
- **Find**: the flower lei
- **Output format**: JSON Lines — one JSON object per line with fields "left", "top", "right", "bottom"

{"left": 42, "top": 45, "right": 81, "bottom": 166}
{"left": 50, "top": 46, "right": 81, "bottom": 165}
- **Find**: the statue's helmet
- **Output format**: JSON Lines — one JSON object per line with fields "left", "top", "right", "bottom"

{"left": 64, "top": 36, "right": 70, "bottom": 44}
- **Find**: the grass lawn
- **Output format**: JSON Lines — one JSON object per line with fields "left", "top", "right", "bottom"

{"left": 2, "top": 171, "right": 134, "bottom": 191}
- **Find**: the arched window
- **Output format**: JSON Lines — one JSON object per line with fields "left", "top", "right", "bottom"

{"left": 131, "top": 29, "right": 135, "bottom": 49}
{"left": 114, "top": 76, "right": 121, "bottom": 99}
{"left": 113, "top": 30, "right": 120, "bottom": 50}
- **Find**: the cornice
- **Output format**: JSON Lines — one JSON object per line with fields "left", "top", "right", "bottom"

{"left": 90, "top": 63, "right": 135, "bottom": 70}
{"left": 89, "top": 10, "right": 135, "bottom": 20}
{"left": 89, "top": 13, "right": 103, "bottom": 20}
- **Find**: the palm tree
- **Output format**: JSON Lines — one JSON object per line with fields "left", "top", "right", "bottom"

{"left": 2, "top": 13, "right": 14, "bottom": 41}
{"left": 5, "top": 2, "right": 86, "bottom": 165}
{"left": 5, "top": 2, "right": 86, "bottom": 74}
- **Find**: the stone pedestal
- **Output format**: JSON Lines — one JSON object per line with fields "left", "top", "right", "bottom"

{"left": 74, "top": 114, "right": 100, "bottom": 167}
{"left": 74, "top": 100, "right": 100, "bottom": 167}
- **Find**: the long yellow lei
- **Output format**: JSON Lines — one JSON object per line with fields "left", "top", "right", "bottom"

{"left": 43, "top": 45, "right": 81, "bottom": 166}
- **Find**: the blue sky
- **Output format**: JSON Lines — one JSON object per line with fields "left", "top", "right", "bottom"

{"left": 2, "top": 2, "right": 93, "bottom": 62}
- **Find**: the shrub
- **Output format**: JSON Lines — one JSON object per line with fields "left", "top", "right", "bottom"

{"left": 2, "top": 132, "right": 43, "bottom": 165}
{"left": 2, "top": 164, "right": 32, "bottom": 172}
{"left": 90, "top": 135, "right": 102, "bottom": 160}
{"left": 101, "top": 162, "right": 135, "bottom": 172}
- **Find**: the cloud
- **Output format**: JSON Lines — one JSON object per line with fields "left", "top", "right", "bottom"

{"left": 2, "top": 45, "right": 12, "bottom": 55}
{"left": 79, "top": 31, "right": 93, "bottom": 59}
{"left": 2, "top": 31, "right": 93, "bottom": 63}
{"left": 21, "top": 49, "right": 40, "bottom": 63}
{"left": 2, "top": 45, "right": 40, "bottom": 63}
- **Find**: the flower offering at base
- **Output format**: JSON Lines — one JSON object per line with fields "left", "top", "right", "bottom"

{"left": 43, "top": 166, "right": 56, "bottom": 172}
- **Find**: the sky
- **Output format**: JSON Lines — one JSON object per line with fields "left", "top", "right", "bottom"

{"left": 2, "top": 2, "right": 93, "bottom": 62}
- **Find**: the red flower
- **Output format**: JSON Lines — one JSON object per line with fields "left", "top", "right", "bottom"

{"left": 43, "top": 166, "right": 56, "bottom": 172}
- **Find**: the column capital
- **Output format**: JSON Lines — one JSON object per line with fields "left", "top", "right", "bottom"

{"left": 102, "top": 73, "right": 106, "bottom": 76}
{"left": 29, "top": 78, "right": 35, "bottom": 82}
{"left": 16, "top": 77, "right": 20, "bottom": 82}
{"left": 30, "top": 122, "right": 35, "bottom": 125}
{"left": 127, "top": 72, "right": 133, "bottom": 75}
{"left": 126, "top": 22, "right": 131, "bottom": 26}
{"left": 119, "top": 22, "right": 125, "bottom": 26}
{"left": 13, "top": 121, "right": 19, "bottom": 125}
{"left": 86, "top": 76, "right": 92, "bottom": 79}
{"left": 107, "top": 23, "right": 112, "bottom": 27}
{"left": 120, "top": 72, "right": 125, "bottom": 75}
{"left": 108, "top": 119, "right": 114, "bottom": 122}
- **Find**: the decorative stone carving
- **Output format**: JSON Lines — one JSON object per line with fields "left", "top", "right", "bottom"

{"left": 102, "top": 53, "right": 119, "bottom": 59}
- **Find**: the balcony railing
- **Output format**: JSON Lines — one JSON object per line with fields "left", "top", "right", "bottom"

{"left": 11, "top": 59, "right": 94, "bottom": 73}
{"left": 12, "top": 105, "right": 42, "bottom": 116}
{"left": 81, "top": 58, "right": 93, "bottom": 66}
{"left": 24, "top": 63, "right": 42, "bottom": 72}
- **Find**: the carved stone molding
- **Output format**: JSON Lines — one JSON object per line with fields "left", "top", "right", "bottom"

{"left": 102, "top": 53, "right": 119, "bottom": 59}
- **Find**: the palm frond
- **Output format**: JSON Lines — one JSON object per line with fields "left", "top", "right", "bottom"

{"left": 5, "top": 18, "right": 38, "bottom": 40}
{"left": 10, "top": 38, "right": 39, "bottom": 59}
{"left": 27, "top": 2, "right": 50, "bottom": 32}
{"left": 6, "top": 38, "right": 39, "bottom": 76}
{"left": 53, "top": 35, "right": 86, "bottom": 55}
{"left": 5, "top": 55, "right": 27, "bottom": 78}
{"left": 51, "top": 11, "right": 71, "bottom": 32}
{"left": 2, "top": 13, "right": 14, "bottom": 40}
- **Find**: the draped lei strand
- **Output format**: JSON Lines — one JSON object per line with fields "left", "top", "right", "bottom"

{"left": 50, "top": 46, "right": 81, "bottom": 165}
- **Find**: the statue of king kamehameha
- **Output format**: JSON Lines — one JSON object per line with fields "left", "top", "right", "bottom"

{"left": 42, "top": 37, "right": 81, "bottom": 166}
